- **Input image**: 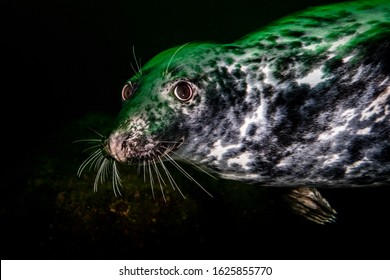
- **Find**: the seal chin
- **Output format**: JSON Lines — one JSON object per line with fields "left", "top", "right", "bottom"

{"left": 104, "top": 132, "right": 185, "bottom": 164}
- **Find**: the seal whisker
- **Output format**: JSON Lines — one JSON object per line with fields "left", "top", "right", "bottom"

{"left": 77, "top": 149, "right": 102, "bottom": 177}
{"left": 130, "top": 63, "right": 138, "bottom": 76}
{"left": 94, "top": 157, "right": 109, "bottom": 192}
{"left": 104, "top": 158, "right": 113, "bottom": 184}
{"left": 79, "top": 144, "right": 123, "bottom": 196}
{"left": 112, "top": 161, "right": 122, "bottom": 197}
{"left": 164, "top": 42, "right": 190, "bottom": 76}
{"left": 164, "top": 154, "right": 213, "bottom": 198}
{"left": 158, "top": 157, "right": 186, "bottom": 199}
{"left": 132, "top": 45, "right": 143, "bottom": 76}
{"left": 92, "top": 152, "right": 106, "bottom": 172}
{"left": 147, "top": 161, "right": 156, "bottom": 199}
{"left": 102, "top": 158, "right": 112, "bottom": 184}
{"left": 170, "top": 150, "right": 218, "bottom": 180}
{"left": 73, "top": 138, "right": 102, "bottom": 157}
{"left": 152, "top": 159, "right": 167, "bottom": 186}
{"left": 152, "top": 159, "right": 167, "bottom": 202}
{"left": 82, "top": 144, "right": 102, "bottom": 153}
{"left": 167, "top": 65, "right": 185, "bottom": 77}
{"left": 87, "top": 127, "right": 105, "bottom": 138}
{"left": 138, "top": 57, "right": 142, "bottom": 73}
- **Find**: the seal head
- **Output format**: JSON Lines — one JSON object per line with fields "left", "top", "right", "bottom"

{"left": 104, "top": 43, "right": 223, "bottom": 165}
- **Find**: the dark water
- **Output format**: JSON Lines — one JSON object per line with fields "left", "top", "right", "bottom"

{"left": 2, "top": 0, "right": 389, "bottom": 260}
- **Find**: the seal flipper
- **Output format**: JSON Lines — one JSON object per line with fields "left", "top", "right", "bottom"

{"left": 283, "top": 187, "right": 337, "bottom": 225}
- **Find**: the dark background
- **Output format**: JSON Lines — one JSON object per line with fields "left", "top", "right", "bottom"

{"left": 1, "top": 0, "right": 389, "bottom": 260}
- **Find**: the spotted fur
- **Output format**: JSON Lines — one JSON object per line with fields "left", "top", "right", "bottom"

{"left": 80, "top": 0, "right": 390, "bottom": 223}
{"left": 125, "top": 0, "right": 390, "bottom": 188}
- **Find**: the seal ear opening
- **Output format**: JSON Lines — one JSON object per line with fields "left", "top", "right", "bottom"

{"left": 283, "top": 187, "right": 337, "bottom": 225}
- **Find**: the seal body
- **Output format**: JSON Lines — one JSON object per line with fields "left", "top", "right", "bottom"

{"left": 81, "top": 0, "right": 390, "bottom": 223}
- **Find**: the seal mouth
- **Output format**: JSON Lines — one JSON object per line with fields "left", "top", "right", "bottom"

{"left": 104, "top": 134, "right": 185, "bottom": 164}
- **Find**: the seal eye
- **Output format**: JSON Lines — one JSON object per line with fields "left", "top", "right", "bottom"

{"left": 174, "top": 82, "right": 193, "bottom": 102}
{"left": 121, "top": 83, "right": 135, "bottom": 101}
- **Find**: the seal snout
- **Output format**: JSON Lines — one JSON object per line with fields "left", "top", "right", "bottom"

{"left": 104, "top": 131, "right": 160, "bottom": 164}
{"left": 103, "top": 129, "right": 186, "bottom": 164}
{"left": 104, "top": 132, "right": 129, "bottom": 163}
